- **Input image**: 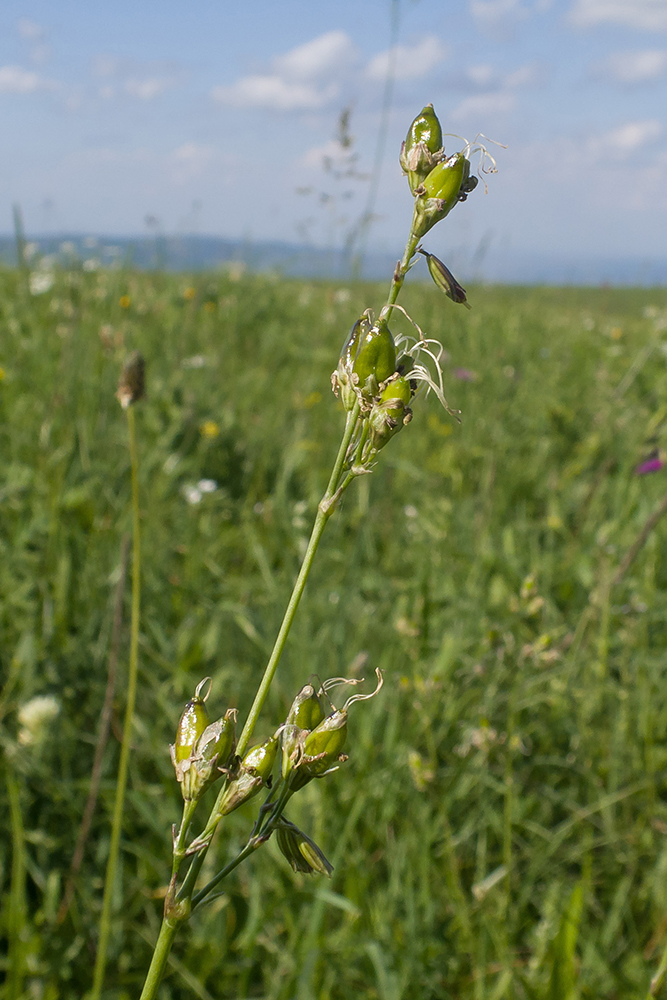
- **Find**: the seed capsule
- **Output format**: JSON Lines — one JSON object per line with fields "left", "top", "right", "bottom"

{"left": 418, "top": 248, "right": 471, "bottom": 308}
{"left": 352, "top": 321, "right": 397, "bottom": 398}
{"left": 400, "top": 105, "right": 445, "bottom": 194}
{"left": 303, "top": 710, "right": 348, "bottom": 773}
{"left": 287, "top": 684, "right": 325, "bottom": 733}
{"left": 412, "top": 153, "right": 474, "bottom": 238}
{"left": 276, "top": 818, "right": 334, "bottom": 877}
{"left": 173, "top": 688, "right": 209, "bottom": 764}
{"left": 216, "top": 734, "right": 279, "bottom": 816}
{"left": 365, "top": 377, "right": 413, "bottom": 457}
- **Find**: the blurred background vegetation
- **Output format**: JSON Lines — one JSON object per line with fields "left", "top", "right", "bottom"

{"left": 2, "top": 264, "right": 667, "bottom": 998}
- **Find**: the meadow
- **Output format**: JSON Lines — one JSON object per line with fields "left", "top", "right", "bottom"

{"left": 2, "top": 261, "right": 667, "bottom": 999}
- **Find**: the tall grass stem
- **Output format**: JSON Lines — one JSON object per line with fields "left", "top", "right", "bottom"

{"left": 7, "top": 768, "right": 27, "bottom": 1000}
{"left": 91, "top": 406, "right": 141, "bottom": 998}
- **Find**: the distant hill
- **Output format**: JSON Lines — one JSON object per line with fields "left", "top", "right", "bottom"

{"left": 0, "top": 233, "right": 665, "bottom": 286}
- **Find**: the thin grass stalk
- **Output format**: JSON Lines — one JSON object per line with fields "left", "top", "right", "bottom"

{"left": 92, "top": 406, "right": 141, "bottom": 999}
{"left": 58, "top": 533, "right": 130, "bottom": 925}
{"left": 6, "top": 768, "right": 27, "bottom": 1000}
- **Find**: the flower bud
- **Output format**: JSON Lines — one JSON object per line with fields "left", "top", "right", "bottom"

{"left": 412, "top": 153, "right": 473, "bottom": 238}
{"left": 216, "top": 734, "right": 279, "bottom": 816}
{"left": 399, "top": 105, "right": 445, "bottom": 194}
{"left": 418, "top": 248, "right": 470, "bottom": 309}
{"left": 276, "top": 818, "right": 334, "bottom": 877}
{"left": 117, "top": 351, "right": 146, "bottom": 408}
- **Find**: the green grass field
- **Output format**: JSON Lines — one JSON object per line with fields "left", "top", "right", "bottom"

{"left": 2, "top": 263, "right": 667, "bottom": 999}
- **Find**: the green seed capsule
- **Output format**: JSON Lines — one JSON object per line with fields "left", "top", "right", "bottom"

{"left": 406, "top": 104, "right": 443, "bottom": 157}
{"left": 287, "top": 684, "right": 325, "bottom": 732}
{"left": 352, "top": 321, "right": 397, "bottom": 395}
{"left": 334, "top": 312, "right": 375, "bottom": 410}
{"left": 422, "top": 153, "right": 467, "bottom": 212}
{"left": 418, "top": 248, "right": 470, "bottom": 308}
{"left": 215, "top": 734, "right": 280, "bottom": 816}
{"left": 400, "top": 105, "right": 445, "bottom": 194}
{"left": 276, "top": 818, "right": 333, "bottom": 877}
{"left": 198, "top": 711, "right": 236, "bottom": 769}
{"left": 379, "top": 375, "right": 412, "bottom": 406}
{"left": 303, "top": 710, "right": 348, "bottom": 773}
{"left": 174, "top": 695, "right": 209, "bottom": 764}
{"left": 242, "top": 734, "right": 279, "bottom": 782}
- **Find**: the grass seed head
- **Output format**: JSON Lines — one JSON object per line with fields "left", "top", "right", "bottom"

{"left": 116, "top": 350, "right": 146, "bottom": 408}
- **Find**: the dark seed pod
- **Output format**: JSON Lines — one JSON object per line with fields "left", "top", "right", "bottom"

{"left": 117, "top": 351, "right": 146, "bottom": 408}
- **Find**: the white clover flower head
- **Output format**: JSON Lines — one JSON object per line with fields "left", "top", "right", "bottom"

{"left": 182, "top": 484, "right": 202, "bottom": 504}
{"left": 197, "top": 479, "right": 217, "bottom": 493}
{"left": 18, "top": 694, "right": 60, "bottom": 746}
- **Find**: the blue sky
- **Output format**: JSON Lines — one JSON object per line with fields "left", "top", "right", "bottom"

{"left": 1, "top": 0, "right": 666, "bottom": 269}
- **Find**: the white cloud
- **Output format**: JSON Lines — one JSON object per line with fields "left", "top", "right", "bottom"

{"left": 124, "top": 77, "right": 174, "bottom": 100}
{"left": 170, "top": 142, "right": 216, "bottom": 182}
{"left": 273, "top": 30, "right": 356, "bottom": 81}
{"left": 587, "top": 119, "right": 663, "bottom": 158}
{"left": 366, "top": 36, "right": 446, "bottom": 82}
{"left": 596, "top": 49, "right": 667, "bottom": 82}
{"left": 451, "top": 62, "right": 537, "bottom": 120}
{"left": 466, "top": 64, "right": 496, "bottom": 86}
{"left": 0, "top": 65, "right": 49, "bottom": 94}
{"left": 211, "top": 31, "right": 357, "bottom": 112}
{"left": 92, "top": 55, "right": 180, "bottom": 100}
{"left": 212, "top": 75, "right": 333, "bottom": 111}
{"left": 570, "top": 0, "right": 667, "bottom": 30}
{"left": 17, "top": 19, "right": 50, "bottom": 65}
{"left": 18, "top": 19, "right": 45, "bottom": 41}
{"left": 452, "top": 91, "right": 516, "bottom": 121}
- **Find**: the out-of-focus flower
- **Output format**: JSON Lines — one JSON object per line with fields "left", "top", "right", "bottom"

{"left": 183, "top": 485, "right": 202, "bottom": 504}
{"left": 183, "top": 286, "right": 196, "bottom": 301}
{"left": 197, "top": 479, "right": 217, "bottom": 493}
{"left": 636, "top": 452, "right": 664, "bottom": 475}
{"left": 119, "top": 295, "right": 131, "bottom": 309}
{"left": 18, "top": 695, "right": 59, "bottom": 746}
{"left": 453, "top": 367, "right": 478, "bottom": 382}
{"left": 200, "top": 420, "right": 220, "bottom": 438}
{"left": 182, "top": 355, "right": 207, "bottom": 369}
{"left": 30, "top": 271, "right": 54, "bottom": 295}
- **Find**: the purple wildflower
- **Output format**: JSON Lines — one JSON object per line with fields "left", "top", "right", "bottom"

{"left": 635, "top": 457, "right": 664, "bottom": 475}
{"left": 453, "top": 367, "right": 478, "bottom": 382}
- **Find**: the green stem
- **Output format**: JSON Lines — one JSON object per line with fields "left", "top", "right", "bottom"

{"left": 648, "top": 936, "right": 667, "bottom": 998}
{"left": 383, "top": 229, "right": 420, "bottom": 316}
{"left": 6, "top": 768, "right": 27, "bottom": 1000}
{"left": 172, "top": 799, "right": 198, "bottom": 878}
{"left": 138, "top": 919, "right": 180, "bottom": 1000}
{"left": 236, "top": 399, "right": 360, "bottom": 758}
{"left": 192, "top": 784, "right": 293, "bottom": 909}
{"left": 92, "top": 404, "right": 141, "bottom": 1000}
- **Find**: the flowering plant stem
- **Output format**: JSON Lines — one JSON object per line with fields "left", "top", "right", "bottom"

{"left": 91, "top": 405, "right": 141, "bottom": 1000}
{"left": 138, "top": 402, "right": 360, "bottom": 1000}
